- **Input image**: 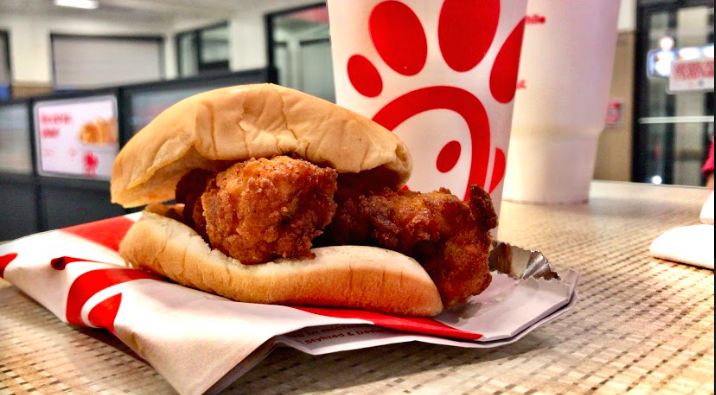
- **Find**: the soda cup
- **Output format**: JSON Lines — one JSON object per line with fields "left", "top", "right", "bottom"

{"left": 504, "top": 0, "right": 621, "bottom": 204}
{"left": 328, "top": 0, "right": 529, "bottom": 217}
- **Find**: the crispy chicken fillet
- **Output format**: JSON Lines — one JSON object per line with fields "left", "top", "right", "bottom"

{"left": 175, "top": 168, "right": 213, "bottom": 240}
{"left": 176, "top": 156, "right": 338, "bottom": 265}
{"left": 323, "top": 185, "right": 498, "bottom": 309}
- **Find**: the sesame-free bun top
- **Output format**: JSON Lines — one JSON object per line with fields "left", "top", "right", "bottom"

{"left": 111, "top": 84, "right": 412, "bottom": 208}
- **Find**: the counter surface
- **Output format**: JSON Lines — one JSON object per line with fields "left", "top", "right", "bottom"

{"left": 1, "top": 182, "right": 713, "bottom": 395}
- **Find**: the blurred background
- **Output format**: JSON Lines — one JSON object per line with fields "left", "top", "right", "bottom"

{"left": 0, "top": 0, "right": 713, "bottom": 239}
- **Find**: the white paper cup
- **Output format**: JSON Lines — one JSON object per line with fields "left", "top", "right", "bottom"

{"left": 504, "top": 0, "right": 621, "bottom": 204}
{"left": 328, "top": 0, "right": 529, "bottom": 216}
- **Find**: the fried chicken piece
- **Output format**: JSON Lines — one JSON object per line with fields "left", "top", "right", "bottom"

{"left": 199, "top": 156, "right": 338, "bottom": 265}
{"left": 323, "top": 185, "right": 498, "bottom": 309}
{"left": 175, "top": 169, "right": 214, "bottom": 240}
{"left": 334, "top": 166, "right": 406, "bottom": 202}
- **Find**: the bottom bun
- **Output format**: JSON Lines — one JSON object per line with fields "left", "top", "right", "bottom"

{"left": 119, "top": 210, "right": 444, "bottom": 317}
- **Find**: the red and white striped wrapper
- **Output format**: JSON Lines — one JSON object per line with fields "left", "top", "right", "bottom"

{"left": 0, "top": 214, "right": 578, "bottom": 395}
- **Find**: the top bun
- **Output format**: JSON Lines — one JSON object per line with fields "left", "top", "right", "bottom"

{"left": 111, "top": 84, "right": 412, "bottom": 208}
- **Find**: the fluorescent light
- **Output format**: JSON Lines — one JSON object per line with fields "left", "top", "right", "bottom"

{"left": 54, "top": 0, "right": 99, "bottom": 10}
{"left": 703, "top": 45, "right": 714, "bottom": 59}
{"left": 678, "top": 47, "right": 701, "bottom": 61}
{"left": 654, "top": 51, "right": 675, "bottom": 77}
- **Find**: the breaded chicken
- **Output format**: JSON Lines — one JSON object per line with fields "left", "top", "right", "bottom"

{"left": 175, "top": 169, "right": 213, "bottom": 240}
{"left": 175, "top": 156, "right": 496, "bottom": 307}
{"left": 323, "top": 185, "right": 498, "bottom": 309}
{"left": 177, "top": 156, "right": 338, "bottom": 265}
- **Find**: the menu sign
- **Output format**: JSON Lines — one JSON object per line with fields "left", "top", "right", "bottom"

{"left": 34, "top": 96, "right": 119, "bottom": 179}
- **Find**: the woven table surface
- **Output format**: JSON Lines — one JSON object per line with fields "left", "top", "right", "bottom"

{"left": 1, "top": 181, "right": 713, "bottom": 395}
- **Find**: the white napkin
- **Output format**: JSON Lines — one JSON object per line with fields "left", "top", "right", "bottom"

{"left": 701, "top": 192, "right": 714, "bottom": 225}
{"left": 0, "top": 215, "right": 579, "bottom": 395}
{"left": 650, "top": 225, "right": 714, "bottom": 270}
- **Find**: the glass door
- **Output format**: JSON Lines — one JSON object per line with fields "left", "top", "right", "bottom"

{"left": 0, "top": 31, "right": 11, "bottom": 100}
{"left": 635, "top": 2, "right": 714, "bottom": 187}
{"left": 266, "top": 4, "right": 335, "bottom": 102}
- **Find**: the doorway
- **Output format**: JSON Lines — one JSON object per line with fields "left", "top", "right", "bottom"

{"left": 634, "top": 0, "right": 714, "bottom": 187}
{"left": 265, "top": 3, "right": 335, "bottom": 102}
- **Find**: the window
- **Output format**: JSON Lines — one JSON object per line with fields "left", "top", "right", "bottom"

{"left": 0, "top": 103, "right": 31, "bottom": 174}
{"left": 51, "top": 35, "right": 164, "bottom": 90}
{"left": 0, "top": 31, "right": 11, "bottom": 101}
{"left": 176, "top": 23, "right": 230, "bottom": 77}
{"left": 124, "top": 70, "right": 272, "bottom": 135}
{"left": 266, "top": 4, "right": 335, "bottom": 102}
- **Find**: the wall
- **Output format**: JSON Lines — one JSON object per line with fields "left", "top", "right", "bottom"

{"left": 0, "top": 0, "right": 313, "bottom": 85}
{"left": 0, "top": 13, "right": 174, "bottom": 85}
{"left": 593, "top": 0, "right": 637, "bottom": 182}
{"left": 594, "top": 31, "right": 636, "bottom": 182}
{"left": 618, "top": 0, "right": 637, "bottom": 32}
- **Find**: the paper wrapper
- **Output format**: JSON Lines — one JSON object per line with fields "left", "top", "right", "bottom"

{"left": 701, "top": 192, "right": 714, "bottom": 225}
{"left": 0, "top": 214, "right": 578, "bottom": 395}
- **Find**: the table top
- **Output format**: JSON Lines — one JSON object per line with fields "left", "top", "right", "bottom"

{"left": 1, "top": 181, "right": 713, "bottom": 395}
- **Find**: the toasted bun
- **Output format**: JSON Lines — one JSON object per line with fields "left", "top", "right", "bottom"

{"left": 120, "top": 210, "right": 444, "bottom": 317}
{"left": 111, "top": 84, "right": 412, "bottom": 208}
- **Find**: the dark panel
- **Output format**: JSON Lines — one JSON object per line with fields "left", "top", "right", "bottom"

{"left": 120, "top": 68, "right": 273, "bottom": 137}
{"left": 40, "top": 185, "right": 125, "bottom": 230}
{"left": 0, "top": 181, "right": 39, "bottom": 240}
{"left": 639, "top": 0, "right": 714, "bottom": 6}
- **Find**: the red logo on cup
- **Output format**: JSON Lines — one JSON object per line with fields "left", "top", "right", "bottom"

{"left": 525, "top": 14, "right": 547, "bottom": 25}
{"left": 345, "top": 0, "right": 526, "bottom": 197}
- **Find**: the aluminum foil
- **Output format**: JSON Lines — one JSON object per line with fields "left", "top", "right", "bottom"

{"left": 489, "top": 241, "right": 560, "bottom": 281}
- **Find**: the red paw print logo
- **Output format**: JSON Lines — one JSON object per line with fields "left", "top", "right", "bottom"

{"left": 84, "top": 151, "right": 99, "bottom": 177}
{"left": 342, "top": 0, "right": 525, "bottom": 199}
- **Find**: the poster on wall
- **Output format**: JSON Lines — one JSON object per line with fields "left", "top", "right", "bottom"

{"left": 34, "top": 96, "right": 119, "bottom": 180}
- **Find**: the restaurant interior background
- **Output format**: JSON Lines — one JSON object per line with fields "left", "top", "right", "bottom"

{"left": 0, "top": 0, "right": 713, "bottom": 241}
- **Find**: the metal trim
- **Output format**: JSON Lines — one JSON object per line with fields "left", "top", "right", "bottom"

{"left": 639, "top": 116, "right": 716, "bottom": 124}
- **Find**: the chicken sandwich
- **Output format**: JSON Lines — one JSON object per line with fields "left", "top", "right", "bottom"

{"left": 111, "top": 84, "right": 497, "bottom": 317}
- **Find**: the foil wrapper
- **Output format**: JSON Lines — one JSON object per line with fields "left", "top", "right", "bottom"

{"left": 489, "top": 241, "right": 560, "bottom": 281}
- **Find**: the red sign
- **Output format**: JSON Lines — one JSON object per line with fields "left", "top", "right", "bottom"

{"left": 34, "top": 96, "right": 118, "bottom": 179}
{"left": 605, "top": 100, "right": 624, "bottom": 128}
{"left": 670, "top": 57, "right": 715, "bottom": 92}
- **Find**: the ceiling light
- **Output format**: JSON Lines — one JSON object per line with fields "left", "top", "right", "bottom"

{"left": 54, "top": 0, "right": 99, "bottom": 10}
{"left": 659, "top": 36, "right": 675, "bottom": 52}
